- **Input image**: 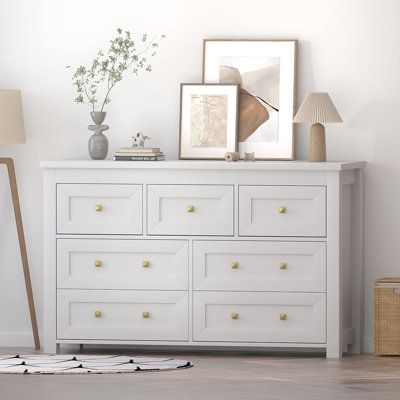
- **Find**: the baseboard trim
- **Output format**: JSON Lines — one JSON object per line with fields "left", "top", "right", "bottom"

{"left": 0, "top": 332, "right": 43, "bottom": 348}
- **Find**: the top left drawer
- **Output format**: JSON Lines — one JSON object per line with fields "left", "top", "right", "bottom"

{"left": 57, "top": 184, "right": 143, "bottom": 235}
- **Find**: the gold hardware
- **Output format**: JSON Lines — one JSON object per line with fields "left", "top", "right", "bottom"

{"left": 280, "top": 313, "right": 287, "bottom": 321}
{"left": 231, "top": 312, "right": 239, "bottom": 320}
{"left": 94, "top": 311, "right": 102, "bottom": 318}
{"left": 279, "top": 263, "right": 288, "bottom": 270}
{"left": 95, "top": 260, "right": 102, "bottom": 268}
{"left": 231, "top": 262, "right": 239, "bottom": 269}
{"left": 142, "top": 311, "right": 150, "bottom": 319}
{"left": 187, "top": 205, "right": 195, "bottom": 213}
{"left": 142, "top": 260, "right": 150, "bottom": 268}
{"left": 279, "top": 207, "right": 286, "bottom": 214}
{"left": 95, "top": 204, "right": 103, "bottom": 212}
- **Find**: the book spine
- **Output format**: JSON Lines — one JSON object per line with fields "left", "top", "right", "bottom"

{"left": 114, "top": 155, "right": 163, "bottom": 161}
{"left": 118, "top": 148, "right": 160, "bottom": 153}
{"left": 115, "top": 152, "right": 163, "bottom": 157}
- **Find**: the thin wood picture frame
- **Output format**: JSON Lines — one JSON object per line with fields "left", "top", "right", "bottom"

{"left": 179, "top": 83, "right": 240, "bottom": 160}
{"left": 202, "top": 39, "right": 298, "bottom": 160}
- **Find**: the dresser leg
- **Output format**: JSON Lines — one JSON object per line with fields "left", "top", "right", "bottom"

{"left": 79, "top": 344, "right": 84, "bottom": 352}
{"left": 43, "top": 342, "right": 58, "bottom": 354}
{"left": 56, "top": 343, "right": 60, "bottom": 354}
{"left": 326, "top": 346, "right": 342, "bottom": 359}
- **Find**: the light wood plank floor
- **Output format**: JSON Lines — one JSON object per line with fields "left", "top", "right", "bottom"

{"left": 1, "top": 347, "right": 400, "bottom": 400}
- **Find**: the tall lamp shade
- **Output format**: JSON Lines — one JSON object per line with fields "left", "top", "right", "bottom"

{"left": 294, "top": 92, "right": 342, "bottom": 161}
{"left": 0, "top": 89, "right": 26, "bottom": 144}
{"left": 0, "top": 89, "right": 40, "bottom": 349}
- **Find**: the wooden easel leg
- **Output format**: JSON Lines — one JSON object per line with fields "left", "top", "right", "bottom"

{"left": 0, "top": 157, "right": 40, "bottom": 350}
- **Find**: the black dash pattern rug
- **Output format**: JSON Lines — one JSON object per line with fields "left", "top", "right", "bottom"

{"left": 0, "top": 355, "right": 193, "bottom": 374}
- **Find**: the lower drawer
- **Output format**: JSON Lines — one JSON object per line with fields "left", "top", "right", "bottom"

{"left": 57, "top": 239, "right": 188, "bottom": 290}
{"left": 193, "top": 240, "right": 326, "bottom": 292}
{"left": 57, "top": 290, "right": 188, "bottom": 341}
{"left": 193, "top": 291, "right": 326, "bottom": 343}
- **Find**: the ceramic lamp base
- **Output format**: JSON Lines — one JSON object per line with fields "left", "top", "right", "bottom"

{"left": 309, "top": 123, "right": 326, "bottom": 162}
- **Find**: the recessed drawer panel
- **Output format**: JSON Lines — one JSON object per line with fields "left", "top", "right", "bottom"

{"left": 193, "top": 291, "right": 326, "bottom": 343}
{"left": 147, "top": 185, "right": 234, "bottom": 236}
{"left": 57, "top": 290, "right": 188, "bottom": 341}
{"left": 57, "top": 184, "right": 142, "bottom": 235}
{"left": 239, "top": 186, "right": 326, "bottom": 237}
{"left": 57, "top": 239, "right": 188, "bottom": 290}
{"left": 193, "top": 241, "right": 326, "bottom": 292}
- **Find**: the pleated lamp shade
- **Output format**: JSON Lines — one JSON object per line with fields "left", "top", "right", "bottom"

{"left": 293, "top": 92, "right": 342, "bottom": 124}
{"left": 0, "top": 89, "right": 26, "bottom": 144}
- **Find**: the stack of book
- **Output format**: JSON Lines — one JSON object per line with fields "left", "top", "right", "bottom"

{"left": 113, "top": 147, "right": 165, "bottom": 161}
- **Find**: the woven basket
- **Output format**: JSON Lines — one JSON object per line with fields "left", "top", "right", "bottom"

{"left": 375, "top": 278, "right": 400, "bottom": 356}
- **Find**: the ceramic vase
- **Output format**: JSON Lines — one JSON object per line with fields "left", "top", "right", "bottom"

{"left": 88, "top": 111, "right": 109, "bottom": 160}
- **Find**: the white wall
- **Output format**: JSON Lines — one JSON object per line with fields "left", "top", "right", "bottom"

{"left": 0, "top": 0, "right": 399, "bottom": 351}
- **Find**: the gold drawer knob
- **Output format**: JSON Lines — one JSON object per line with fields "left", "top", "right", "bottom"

{"left": 279, "top": 207, "right": 287, "bottom": 214}
{"left": 142, "top": 260, "right": 150, "bottom": 268}
{"left": 231, "top": 262, "right": 239, "bottom": 269}
{"left": 95, "top": 204, "right": 103, "bottom": 212}
{"left": 187, "top": 205, "right": 195, "bottom": 213}
{"left": 231, "top": 312, "right": 239, "bottom": 320}
{"left": 94, "top": 311, "right": 102, "bottom": 318}
{"left": 142, "top": 311, "right": 150, "bottom": 319}
{"left": 280, "top": 313, "right": 287, "bottom": 321}
{"left": 279, "top": 263, "right": 288, "bottom": 270}
{"left": 95, "top": 260, "right": 102, "bottom": 268}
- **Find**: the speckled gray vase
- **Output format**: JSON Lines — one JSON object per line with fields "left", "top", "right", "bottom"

{"left": 88, "top": 111, "right": 109, "bottom": 160}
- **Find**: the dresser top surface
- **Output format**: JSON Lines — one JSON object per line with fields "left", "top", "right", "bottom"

{"left": 40, "top": 159, "right": 366, "bottom": 171}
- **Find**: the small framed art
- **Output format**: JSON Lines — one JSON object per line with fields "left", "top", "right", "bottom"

{"left": 203, "top": 39, "right": 297, "bottom": 160}
{"left": 179, "top": 83, "right": 239, "bottom": 160}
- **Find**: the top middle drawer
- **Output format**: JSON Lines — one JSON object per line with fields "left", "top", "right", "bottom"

{"left": 147, "top": 185, "right": 234, "bottom": 236}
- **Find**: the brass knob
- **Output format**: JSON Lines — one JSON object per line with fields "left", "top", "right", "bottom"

{"left": 279, "top": 207, "right": 286, "bottom": 214}
{"left": 95, "top": 204, "right": 103, "bottom": 212}
{"left": 94, "top": 311, "right": 102, "bottom": 318}
{"left": 142, "top": 260, "right": 150, "bottom": 268}
{"left": 95, "top": 260, "right": 102, "bottom": 268}
{"left": 231, "top": 262, "right": 239, "bottom": 269}
{"left": 279, "top": 263, "right": 288, "bottom": 270}
{"left": 280, "top": 313, "right": 287, "bottom": 321}
{"left": 231, "top": 312, "right": 239, "bottom": 320}
{"left": 142, "top": 311, "right": 150, "bottom": 319}
{"left": 187, "top": 205, "right": 195, "bottom": 213}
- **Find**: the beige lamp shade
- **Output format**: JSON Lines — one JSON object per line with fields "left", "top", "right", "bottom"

{"left": 293, "top": 92, "right": 342, "bottom": 124}
{"left": 0, "top": 89, "right": 26, "bottom": 144}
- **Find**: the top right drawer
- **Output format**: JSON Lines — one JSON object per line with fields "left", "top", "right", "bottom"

{"left": 239, "top": 186, "right": 326, "bottom": 237}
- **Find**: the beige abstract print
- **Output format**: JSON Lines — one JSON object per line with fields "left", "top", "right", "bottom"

{"left": 190, "top": 94, "right": 228, "bottom": 147}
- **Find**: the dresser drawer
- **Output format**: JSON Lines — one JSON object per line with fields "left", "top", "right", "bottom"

{"left": 239, "top": 186, "right": 326, "bottom": 237}
{"left": 57, "top": 184, "right": 142, "bottom": 235}
{"left": 147, "top": 185, "right": 234, "bottom": 236}
{"left": 57, "top": 290, "right": 188, "bottom": 341}
{"left": 193, "top": 241, "right": 326, "bottom": 292}
{"left": 193, "top": 291, "right": 326, "bottom": 343}
{"left": 57, "top": 239, "right": 188, "bottom": 290}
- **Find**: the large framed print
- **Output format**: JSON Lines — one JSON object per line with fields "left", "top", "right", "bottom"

{"left": 203, "top": 39, "right": 297, "bottom": 160}
{"left": 179, "top": 83, "right": 239, "bottom": 160}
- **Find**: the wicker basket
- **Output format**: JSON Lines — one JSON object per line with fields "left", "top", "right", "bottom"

{"left": 375, "top": 278, "right": 400, "bottom": 356}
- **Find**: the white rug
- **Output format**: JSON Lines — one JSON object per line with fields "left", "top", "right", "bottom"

{"left": 0, "top": 355, "right": 193, "bottom": 374}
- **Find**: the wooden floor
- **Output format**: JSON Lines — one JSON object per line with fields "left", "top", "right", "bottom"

{"left": 1, "top": 347, "right": 400, "bottom": 399}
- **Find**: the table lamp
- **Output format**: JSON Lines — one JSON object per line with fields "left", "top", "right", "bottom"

{"left": 0, "top": 89, "right": 40, "bottom": 349}
{"left": 293, "top": 92, "right": 342, "bottom": 162}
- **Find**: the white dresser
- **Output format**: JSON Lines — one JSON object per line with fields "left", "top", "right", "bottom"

{"left": 41, "top": 160, "right": 365, "bottom": 358}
